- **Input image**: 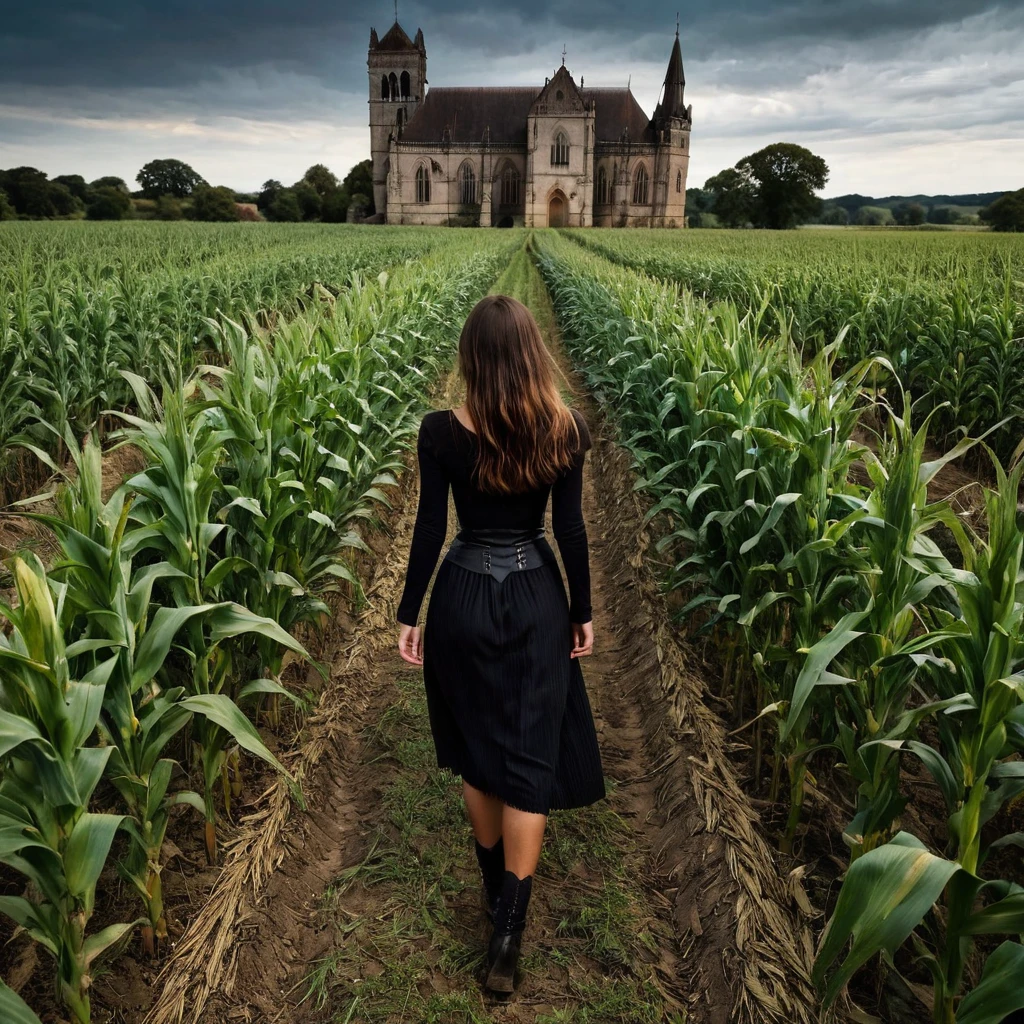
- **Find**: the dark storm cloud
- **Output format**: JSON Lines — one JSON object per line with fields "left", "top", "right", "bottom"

{"left": 2, "top": 0, "right": 1019, "bottom": 97}
{"left": 1, "top": 0, "right": 1021, "bottom": 195}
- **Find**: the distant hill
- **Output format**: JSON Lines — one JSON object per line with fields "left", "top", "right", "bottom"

{"left": 825, "top": 191, "right": 1010, "bottom": 215}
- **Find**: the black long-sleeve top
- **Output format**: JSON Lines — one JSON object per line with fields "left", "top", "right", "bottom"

{"left": 396, "top": 407, "right": 593, "bottom": 627}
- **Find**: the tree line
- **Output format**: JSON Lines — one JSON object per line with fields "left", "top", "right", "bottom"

{"left": 689, "top": 142, "right": 1022, "bottom": 231}
{"left": 0, "top": 159, "right": 375, "bottom": 223}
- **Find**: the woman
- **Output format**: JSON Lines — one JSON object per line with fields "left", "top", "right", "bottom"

{"left": 395, "top": 293, "right": 605, "bottom": 994}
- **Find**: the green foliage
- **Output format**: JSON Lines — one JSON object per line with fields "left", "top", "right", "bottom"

{"left": 89, "top": 175, "right": 130, "bottom": 194}
{"left": 155, "top": 193, "right": 184, "bottom": 220}
{"left": 266, "top": 189, "right": 303, "bottom": 221}
{"left": 569, "top": 227, "right": 1024, "bottom": 461}
{"left": 292, "top": 181, "right": 322, "bottom": 220}
{"left": 703, "top": 167, "right": 755, "bottom": 226}
{"left": 892, "top": 201, "right": 927, "bottom": 226}
{"left": 341, "top": 159, "right": 375, "bottom": 215}
{"left": 819, "top": 204, "right": 850, "bottom": 225}
{"left": 302, "top": 163, "right": 339, "bottom": 197}
{"left": 0, "top": 187, "right": 13, "bottom": 220}
{"left": 535, "top": 229, "right": 1024, "bottom": 1022}
{"left": 704, "top": 143, "right": 829, "bottom": 228}
{"left": 86, "top": 186, "right": 132, "bottom": 220}
{"left": 856, "top": 205, "right": 895, "bottom": 226}
{"left": 0, "top": 166, "right": 81, "bottom": 218}
{"left": 190, "top": 185, "right": 240, "bottom": 222}
{"left": 980, "top": 188, "right": 1024, "bottom": 232}
{"left": 136, "top": 158, "right": 206, "bottom": 199}
{"left": 738, "top": 142, "right": 828, "bottom": 228}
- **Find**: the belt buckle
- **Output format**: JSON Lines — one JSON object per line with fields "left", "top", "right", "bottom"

{"left": 515, "top": 543, "right": 526, "bottom": 570}
{"left": 483, "top": 545, "right": 491, "bottom": 573}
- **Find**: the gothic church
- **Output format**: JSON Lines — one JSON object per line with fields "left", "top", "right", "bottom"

{"left": 368, "top": 21, "right": 692, "bottom": 227}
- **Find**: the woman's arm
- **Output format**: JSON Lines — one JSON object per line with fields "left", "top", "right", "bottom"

{"left": 551, "top": 413, "right": 592, "bottom": 625}
{"left": 396, "top": 417, "right": 450, "bottom": 626}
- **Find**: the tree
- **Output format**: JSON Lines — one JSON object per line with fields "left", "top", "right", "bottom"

{"left": 292, "top": 181, "right": 322, "bottom": 220}
{"left": 856, "top": 205, "right": 895, "bottom": 226}
{"left": 267, "top": 189, "right": 303, "bottom": 222}
{"left": 90, "top": 176, "right": 130, "bottom": 193}
{"left": 87, "top": 187, "right": 132, "bottom": 220}
{"left": 819, "top": 205, "right": 850, "bottom": 225}
{"left": 892, "top": 201, "right": 926, "bottom": 226}
{"left": 257, "top": 179, "right": 284, "bottom": 212}
{"left": 155, "top": 194, "right": 184, "bottom": 220}
{"left": 190, "top": 185, "right": 240, "bottom": 222}
{"left": 927, "top": 205, "right": 963, "bottom": 225}
{"left": 980, "top": 188, "right": 1024, "bottom": 232}
{"left": 703, "top": 168, "right": 756, "bottom": 227}
{"left": 346, "top": 193, "right": 370, "bottom": 223}
{"left": 302, "top": 163, "right": 339, "bottom": 197}
{"left": 0, "top": 189, "right": 13, "bottom": 220}
{"left": 137, "top": 159, "right": 206, "bottom": 199}
{"left": 685, "top": 187, "right": 714, "bottom": 215}
{"left": 54, "top": 174, "right": 90, "bottom": 202}
{"left": 736, "top": 143, "right": 829, "bottom": 229}
{"left": 340, "top": 159, "right": 375, "bottom": 215}
{"left": 321, "top": 189, "right": 350, "bottom": 223}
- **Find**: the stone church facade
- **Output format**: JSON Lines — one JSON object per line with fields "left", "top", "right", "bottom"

{"left": 367, "top": 21, "right": 692, "bottom": 228}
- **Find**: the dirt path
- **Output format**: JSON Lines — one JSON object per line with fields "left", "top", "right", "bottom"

{"left": 161, "top": 240, "right": 815, "bottom": 1024}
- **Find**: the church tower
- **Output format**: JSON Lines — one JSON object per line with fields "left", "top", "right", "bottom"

{"left": 651, "top": 27, "right": 692, "bottom": 227}
{"left": 368, "top": 21, "right": 426, "bottom": 218}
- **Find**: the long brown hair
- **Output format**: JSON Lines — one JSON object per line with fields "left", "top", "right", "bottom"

{"left": 457, "top": 294, "right": 581, "bottom": 495}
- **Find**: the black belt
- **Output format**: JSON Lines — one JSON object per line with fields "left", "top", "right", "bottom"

{"left": 443, "top": 527, "right": 557, "bottom": 582}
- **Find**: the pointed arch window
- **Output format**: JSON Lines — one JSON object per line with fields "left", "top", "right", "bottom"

{"left": 596, "top": 166, "right": 608, "bottom": 205}
{"left": 388, "top": 72, "right": 398, "bottom": 100}
{"left": 499, "top": 165, "right": 520, "bottom": 207}
{"left": 400, "top": 70, "right": 410, "bottom": 99}
{"left": 381, "top": 75, "right": 390, "bottom": 100}
{"left": 632, "top": 164, "right": 649, "bottom": 205}
{"left": 415, "top": 164, "right": 430, "bottom": 203}
{"left": 676, "top": 169, "right": 682, "bottom": 193}
{"left": 459, "top": 162, "right": 477, "bottom": 205}
{"left": 551, "top": 131, "right": 569, "bottom": 166}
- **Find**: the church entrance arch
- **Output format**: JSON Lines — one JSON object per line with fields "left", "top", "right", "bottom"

{"left": 548, "top": 191, "right": 567, "bottom": 227}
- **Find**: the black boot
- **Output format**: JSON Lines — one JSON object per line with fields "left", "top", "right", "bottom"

{"left": 485, "top": 870, "right": 532, "bottom": 994}
{"left": 474, "top": 837, "right": 505, "bottom": 921}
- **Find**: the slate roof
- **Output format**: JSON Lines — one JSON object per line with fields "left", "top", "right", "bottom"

{"left": 400, "top": 85, "right": 655, "bottom": 146}
{"left": 375, "top": 22, "right": 418, "bottom": 51}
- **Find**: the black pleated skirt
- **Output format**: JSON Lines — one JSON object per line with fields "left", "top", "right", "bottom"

{"left": 422, "top": 544, "right": 606, "bottom": 815}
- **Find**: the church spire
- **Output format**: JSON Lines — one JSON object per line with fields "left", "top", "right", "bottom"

{"left": 653, "top": 27, "right": 687, "bottom": 125}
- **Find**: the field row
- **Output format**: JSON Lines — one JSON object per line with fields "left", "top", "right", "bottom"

{"left": 0, "top": 230, "right": 522, "bottom": 1023}
{"left": 0, "top": 224, "right": 456, "bottom": 502}
{"left": 536, "top": 230, "right": 1024, "bottom": 1024}
{"left": 568, "top": 228, "right": 1024, "bottom": 460}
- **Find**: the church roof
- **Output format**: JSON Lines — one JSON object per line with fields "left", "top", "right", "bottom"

{"left": 400, "top": 85, "right": 655, "bottom": 146}
{"left": 582, "top": 88, "right": 656, "bottom": 143}
{"left": 373, "top": 21, "right": 419, "bottom": 51}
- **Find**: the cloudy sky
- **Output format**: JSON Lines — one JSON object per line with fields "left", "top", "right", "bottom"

{"left": 1, "top": 1, "right": 1021, "bottom": 198}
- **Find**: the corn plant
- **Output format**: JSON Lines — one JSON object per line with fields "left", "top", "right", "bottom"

{"left": 0, "top": 554, "right": 143, "bottom": 1024}
{"left": 814, "top": 448, "right": 1024, "bottom": 1022}
{"left": 112, "top": 375, "right": 308, "bottom": 864}
{"left": 0, "top": 981, "right": 44, "bottom": 1024}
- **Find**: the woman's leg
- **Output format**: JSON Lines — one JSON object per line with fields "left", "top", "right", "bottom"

{"left": 502, "top": 806, "right": 547, "bottom": 878}
{"left": 463, "top": 781, "right": 503, "bottom": 846}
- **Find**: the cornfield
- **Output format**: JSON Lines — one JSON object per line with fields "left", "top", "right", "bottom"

{"left": 569, "top": 228, "right": 1024, "bottom": 461}
{"left": 534, "top": 229, "right": 1024, "bottom": 1024}
{"left": 0, "top": 221, "right": 1022, "bottom": 1024}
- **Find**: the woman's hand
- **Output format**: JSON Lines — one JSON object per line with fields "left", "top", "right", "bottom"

{"left": 398, "top": 622, "right": 423, "bottom": 665}
{"left": 570, "top": 621, "right": 593, "bottom": 659}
